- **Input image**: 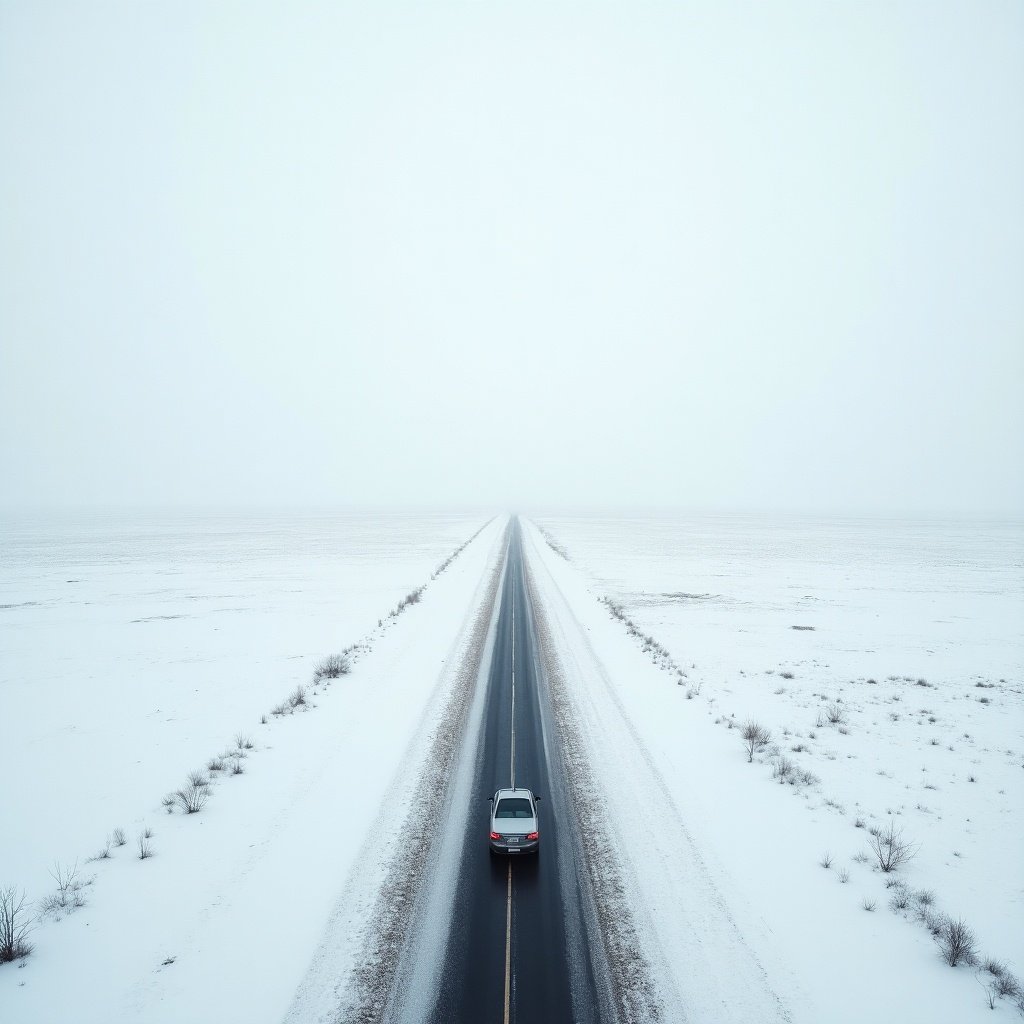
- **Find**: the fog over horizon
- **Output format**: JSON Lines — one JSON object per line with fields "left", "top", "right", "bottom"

{"left": 2, "top": 3, "right": 1022, "bottom": 517}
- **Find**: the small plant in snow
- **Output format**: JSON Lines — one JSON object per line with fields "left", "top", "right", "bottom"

{"left": 837, "top": 868, "right": 850, "bottom": 883}
{"left": 825, "top": 702, "right": 845, "bottom": 725}
{"left": 819, "top": 852, "right": 833, "bottom": 869}
{"left": 234, "top": 733, "right": 254, "bottom": 750}
{"left": 741, "top": 721, "right": 771, "bottom": 763}
{"left": 175, "top": 777, "right": 210, "bottom": 814}
{"left": 111, "top": 827, "right": 127, "bottom": 847}
{"left": 937, "top": 917, "right": 978, "bottom": 967}
{"left": 208, "top": 757, "right": 226, "bottom": 773}
{"left": 0, "top": 886, "right": 33, "bottom": 962}
{"left": 288, "top": 685, "right": 306, "bottom": 710}
{"left": 983, "top": 957, "right": 1008, "bottom": 979}
{"left": 862, "top": 898, "right": 876, "bottom": 912}
{"left": 869, "top": 822, "right": 917, "bottom": 873}
{"left": 138, "top": 832, "right": 154, "bottom": 860}
{"left": 312, "top": 654, "right": 350, "bottom": 682}
{"left": 230, "top": 757, "right": 244, "bottom": 775}
{"left": 39, "top": 861, "right": 88, "bottom": 917}
{"left": 993, "top": 972, "right": 1021, "bottom": 999}
{"left": 889, "top": 882, "right": 912, "bottom": 911}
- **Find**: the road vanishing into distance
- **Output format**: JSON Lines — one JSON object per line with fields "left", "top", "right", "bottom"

{"left": 426, "top": 521, "right": 610, "bottom": 1024}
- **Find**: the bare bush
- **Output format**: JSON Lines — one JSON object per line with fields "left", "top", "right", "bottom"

{"left": 742, "top": 721, "right": 771, "bottom": 763}
{"left": 230, "top": 757, "right": 244, "bottom": 775}
{"left": 51, "top": 861, "right": 83, "bottom": 906}
{"left": 862, "top": 898, "right": 876, "bottom": 912}
{"left": 983, "top": 957, "right": 1007, "bottom": 979}
{"left": 820, "top": 852, "right": 833, "bottom": 869}
{"left": 138, "top": 833, "right": 154, "bottom": 860}
{"left": 869, "top": 822, "right": 917, "bottom": 873}
{"left": 889, "top": 882, "right": 912, "bottom": 911}
{"left": 938, "top": 917, "right": 978, "bottom": 967}
{"left": 0, "top": 886, "right": 33, "bottom": 962}
{"left": 207, "top": 757, "right": 225, "bottom": 773}
{"left": 312, "top": 654, "right": 350, "bottom": 682}
{"left": 837, "top": 868, "right": 850, "bottom": 883}
{"left": 234, "top": 733, "right": 254, "bottom": 750}
{"left": 111, "top": 827, "right": 127, "bottom": 847}
{"left": 773, "top": 756, "right": 795, "bottom": 783}
{"left": 288, "top": 686, "right": 306, "bottom": 710}
{"left": 39, "top": 861, "right": 88, "bottom": 917}
{"left": 825, "top": 702, "right": 845, "bottom": 725}
{"left": 389, "top": 588, "right": 425, "bottom": 618}
{"left": 175, "top": 778, "right": 209, "bottom": 814}
{"left": 994, "top": 973, "right": 1020, "bottom": 999}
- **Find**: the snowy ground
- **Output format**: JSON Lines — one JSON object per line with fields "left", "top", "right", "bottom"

{"left": 525, "top": 513, "right": 1024, "bottom": 1022}
{"left": 0, "top": 509, "right": 505, "bottom": 1021}
{"left": 3, "top": 508, "right": 1021, "bottom": 1022}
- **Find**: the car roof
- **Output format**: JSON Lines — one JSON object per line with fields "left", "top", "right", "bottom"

{"left": 494, "top": 787, "right": 534, "bottom": 799}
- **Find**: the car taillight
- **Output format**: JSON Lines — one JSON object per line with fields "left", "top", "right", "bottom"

{"left": 489, "top": 831, "right": 501, "bottom": 840}
{"left": 526, "top": 831, "right": 539, "bottom": 840}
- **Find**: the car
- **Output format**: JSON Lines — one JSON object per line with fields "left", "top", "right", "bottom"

{"left": 488, "top": 787, "right": 541, "bottom": 854}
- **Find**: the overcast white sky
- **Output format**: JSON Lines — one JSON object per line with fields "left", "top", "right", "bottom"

{"left": 1, "top": 2, "right": 1022, "bottom": 513}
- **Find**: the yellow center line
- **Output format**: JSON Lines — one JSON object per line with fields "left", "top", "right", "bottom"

{"left": 503, "top": 861, "right": 513, "bottom": 1023}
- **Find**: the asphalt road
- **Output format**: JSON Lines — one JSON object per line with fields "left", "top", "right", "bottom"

{"left": 426, "top": 520, "right": 607, "bottom": 1024}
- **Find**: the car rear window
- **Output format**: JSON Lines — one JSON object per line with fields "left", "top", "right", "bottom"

{"left": 495, "top": 798, "right": 533, "bottom": 819}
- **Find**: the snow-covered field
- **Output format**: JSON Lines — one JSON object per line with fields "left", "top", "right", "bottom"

{"left": 525, "top": 513, "right": 1024, "bottom": 1022}
{"left": 3, "top": 508, "right": 1021, "bottom": 1022}
{"left": 0, "top": 509, "right": 504, "bottom": 1021}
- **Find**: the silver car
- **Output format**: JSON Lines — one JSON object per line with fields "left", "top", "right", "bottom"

{"left": 488, "top": 787, "right": 541, "bottom": 854}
